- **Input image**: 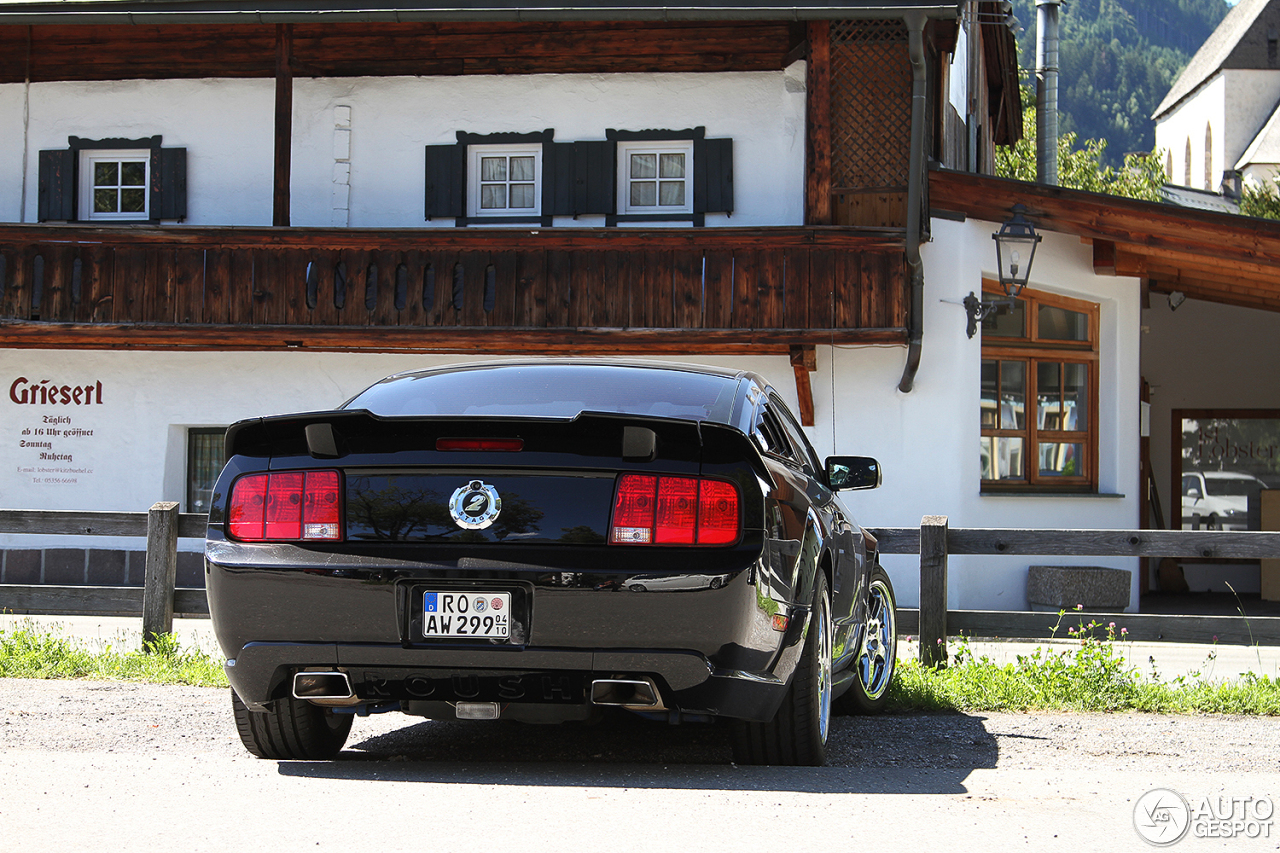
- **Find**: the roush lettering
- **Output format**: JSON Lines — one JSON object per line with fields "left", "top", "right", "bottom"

{"left": 8, "top": 378, "right": 104, "bottom": 406}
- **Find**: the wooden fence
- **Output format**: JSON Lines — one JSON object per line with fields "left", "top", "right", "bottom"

{"left": 871, "top": 517, "right": 1280, "bottom": 665}
{"left": 3, "top": 509, "right": 1280, "bottom": 660}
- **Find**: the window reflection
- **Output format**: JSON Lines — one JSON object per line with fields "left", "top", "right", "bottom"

{"left": 1038, "top": 442, "right": 1084, "bottom": 477}
{"left": 1001, "top": 361, "right": 1025, "bottom": 430}
{"left": 1038, "top": 304, "right": 1089, "bottom": 341}
{"left": 981, "top": 436, "right": 1024, "bottom": 479}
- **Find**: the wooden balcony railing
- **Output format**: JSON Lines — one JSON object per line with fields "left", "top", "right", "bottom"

{"left": 0, "top": 225, "right": 908, "bottom": 354}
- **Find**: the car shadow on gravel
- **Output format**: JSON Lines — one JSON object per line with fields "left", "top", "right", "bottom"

{"left": 276, "top": 710, "right": 1000, "bottom": 794}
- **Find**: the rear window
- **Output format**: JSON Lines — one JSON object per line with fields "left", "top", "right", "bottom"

{"left": 343, "top": 364, "right": 740, "bottom": 422}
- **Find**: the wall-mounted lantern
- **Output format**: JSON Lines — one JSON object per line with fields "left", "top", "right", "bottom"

{"left": 963, "top": 204, "right": 1043, "bottom": 338}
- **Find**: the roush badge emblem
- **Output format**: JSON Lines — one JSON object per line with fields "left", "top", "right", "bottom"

{"left": 449, "top": 480, "right": 502, "bottom": 530}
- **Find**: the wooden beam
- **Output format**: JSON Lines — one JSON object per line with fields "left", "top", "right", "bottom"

{"left": 273, "top": 24, "right": 293, "bottom": 228}
{"left": 1092, "top": 239, "right": 1116, "bottom": 276}
{"left": 0, "top": 322, "right": 909, "bottom": 353}
{"left": 0, "top": 223, "right": 906, "bottom": 252}
{"left": 930, "top": 168, "right": 1280, "bottom": 269}
{"left": 805, "top": 21, "right": 832, "bottom": 226}
{"left": 0, "top": 508, "right": 206, "bottom": 538}
{"left": 789, "top": 343, "right": 817, "bottom": 426}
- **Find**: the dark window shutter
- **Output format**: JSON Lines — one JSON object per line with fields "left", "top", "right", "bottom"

{"left": 574, "top": 140, "right": 616, "bottom": 216}
{"left": 156, "top": 147, "right": 187, "bottom": 221}
{"left": 424, "top": 144, "right": 465, "bottom": 219}
{"left": 38, "top": 149, "right": 75, "bottom": 222}
{"left": 694, "top": 137, "right": 733, "bottom": 215}
{"left": 544, "top": 141, "right": 576, "bottom": 217}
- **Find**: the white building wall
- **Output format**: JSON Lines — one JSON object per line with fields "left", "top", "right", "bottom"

{"left": 1156, "top": 75, "right": 1226, "bottom": 189}
{"left": 289, "top": 68, "right": 807, "bottom": 229}
{"left": 2, "top": 78, "right": 276, "bottom": 226}
{"left": 826, "top": 219, "right": 1143, "bottom": 612}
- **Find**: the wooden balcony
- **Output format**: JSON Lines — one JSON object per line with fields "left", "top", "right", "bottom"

{"left": 0, "top": 225, "right": 908, "bottom": 355}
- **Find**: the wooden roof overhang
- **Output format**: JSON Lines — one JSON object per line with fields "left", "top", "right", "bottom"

{"left": 930, "top": 168, "right": 1280, "bottom": 314}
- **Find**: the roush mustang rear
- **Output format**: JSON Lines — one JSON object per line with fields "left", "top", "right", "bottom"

{"left": 206, "top": 361, "right": 896, "bottom": 765}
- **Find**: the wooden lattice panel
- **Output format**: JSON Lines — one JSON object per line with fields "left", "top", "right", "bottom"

{"left": 829, "top": 20, "right": 912, "bottom": 192}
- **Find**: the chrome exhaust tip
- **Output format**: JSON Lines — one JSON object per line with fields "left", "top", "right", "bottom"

{"left": 590, "top": 678, "right": 662, "bottom": 709}
{"left": 293, "top": 671, "right": 354, "bottom": 701}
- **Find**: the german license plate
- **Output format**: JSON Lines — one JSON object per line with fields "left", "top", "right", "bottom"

{"left": 422, "top": 591, "right": 511, "bottom": 639}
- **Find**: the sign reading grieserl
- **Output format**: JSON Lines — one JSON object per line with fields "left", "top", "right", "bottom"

{"left": 9, "top": 376, "right": 103, "bottom": 486}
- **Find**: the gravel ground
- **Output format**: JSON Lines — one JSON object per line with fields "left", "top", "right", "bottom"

{"left": 2, "top": 677, "right": 1277, "bottom": 772}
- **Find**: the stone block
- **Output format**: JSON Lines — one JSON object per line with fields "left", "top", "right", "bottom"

{"left": 87, "top": 549, "right": 127, "bottom": 586}
{"left": 3, "top": 550, "right": 42, "bottom": 584}
{"left": 43, "top": 549, "right": 86, "bottom": 584}
{"left": 1027, "top": 565, "right": 1131, "bottom": 611}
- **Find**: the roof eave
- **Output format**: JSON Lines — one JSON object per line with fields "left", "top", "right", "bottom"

{"left": 0, "top": 0, "right": 963, "bottom": 24}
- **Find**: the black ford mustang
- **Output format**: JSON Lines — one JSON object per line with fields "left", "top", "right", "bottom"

{"left": 206, "top": 361, "right": 897, "bottom": 766}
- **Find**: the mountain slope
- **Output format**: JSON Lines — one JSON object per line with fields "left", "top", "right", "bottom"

{"left": 1009, "top": 0, "right": 1230, "bottom": 164}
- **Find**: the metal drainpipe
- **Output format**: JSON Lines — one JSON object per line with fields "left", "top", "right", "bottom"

{"left": 1036, "top": 0, "right": 1060, "bottom": 185}
{"left": 896, "top": 11, "right": 928, "bottom": 394}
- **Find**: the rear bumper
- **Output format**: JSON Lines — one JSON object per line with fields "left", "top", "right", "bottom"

{"left": 207, "top": 536, "right": 807, "bottom": 723}
{"left": 225, "top": 640, "right": 793, "bottom": 722}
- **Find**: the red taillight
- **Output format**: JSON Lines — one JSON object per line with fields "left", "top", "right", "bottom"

{"left": 610, "top": 473, "right": 739, "bottom": 547}
{"left": 436, "top": 438, "right": 524, "bottom": 452}
{"left": 229, "top": 470, "right": 343, "bottom": 542}
{"left": 697, "top": 479, "right": 740, "bottom": 545}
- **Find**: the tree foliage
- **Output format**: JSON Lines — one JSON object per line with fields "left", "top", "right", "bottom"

{"left": 1239, "top": 177, "right": 1280, "bottom": 220}
{"left": 1009, "top": 0, "right": 1229, "bottom": 167}
{"left": 996, "top": 88, "right": 1166, "bottom": 201}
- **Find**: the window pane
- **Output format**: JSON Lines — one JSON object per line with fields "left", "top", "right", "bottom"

{"left": 981, "top": 360, "right": 999, "bottom": 429}
{"left": 480, "top": 157, "right": 506, "bottom": 182}
{"left": 120, "top": 189, "right": 146, "bottom": 213}
{"left": 630, "top": 153, "right": 656, "bottom": 179}
{"left": 94, "top": 188, "right": 118, "bottom": 213}
{"left": 480, "top": 184, "right": 505, "bottom": 210}
{"left": 1063, "top": 363, "right": 1088, "bottom": 430}
{"left": 1038, "top": 442, "right": 1085, "bottom": 477}
{"left": 981, "top": 436, "right": 1024, "bottom": 480}
{"left": 509, "top": 156, "right": 535, "bottom": 182}
{"left": 1037, "top": 362, "right": 1061, "bottom": 429}
{"left": 631, "top": 181, "right": 657, "bottom": 207}
{"left": 659, "top": 181, "right": 685, "bottom": 206}
{"left": 121, "top": 161, "right": 146, "bottom": 187}
{"left": 509, "top": 183, "right": 535, "bottom": 209}
{"left": 187, "top": 429, "right": 226, "bottom": 514}
{"left": 981, "top": 297, "right": 1026, "bottom": 337}
{"left": 659, "top": 153, "right": 685, "bottom": 178}
{"left": 1000, "top": 361, "right": 1025, "bottom": 430}
{"left": 1039, "top": 304, "right": 1089, "bottom": 341}
{"left": 94, "top": 161, "right": 118, "bottom": 186}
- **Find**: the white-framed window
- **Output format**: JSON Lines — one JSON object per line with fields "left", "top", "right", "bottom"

{"left": 468, "top": 144, "right": 541, "bottom": 217}
{"left": 79, "top": 149, "right": 149, "bottom": 220}
{"left": 617, "top": 140, "right": 694, "bottom": 215}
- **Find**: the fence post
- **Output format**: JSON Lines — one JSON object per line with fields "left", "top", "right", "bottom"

{"left": 919, "top": 515, "right": 949, "bottom": 668}
{"left": 142, "top": 501, "right": 180, "bottom": 649}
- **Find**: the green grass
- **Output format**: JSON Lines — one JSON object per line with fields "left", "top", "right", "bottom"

{"left": 3, "top": 614, "right": 1279, "bottom": 715}
{"left": 889, "top": 615, "right": 1280, "bottom": 715}
{"left": 0, "top": 625, "right": 229, "bottom": 687}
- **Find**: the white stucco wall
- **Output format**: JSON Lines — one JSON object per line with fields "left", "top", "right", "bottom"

{"left": 820, "top": 218, "right": 1143, "bottom": 612}
{"left": 1, "top": 78, "right": 276, "bottom": 226}
{"left": 1142, "top": 296, "right": 1280, "bottom": 593}
{"left": 0, "top": 70, "right": 805, "bottom": 229}
{"left": 289, "top": 68, "right": 806, "bottom": 229}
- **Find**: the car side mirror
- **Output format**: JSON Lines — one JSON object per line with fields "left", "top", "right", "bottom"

{"left": 1186, "top": 488, "right": 1201, "bottom": 499}
{"left": 826, "top": 456, "right": 881, "bottom": 491}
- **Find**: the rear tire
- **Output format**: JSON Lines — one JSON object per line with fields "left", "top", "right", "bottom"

{"left": 231, "top": 689, "right": 353, "bottom": 760}
{"left": 835, "top": 565, "right": 897, "bottom": 715}
{"left": 732, "top": 573, "right": 832, "bottom": 766}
